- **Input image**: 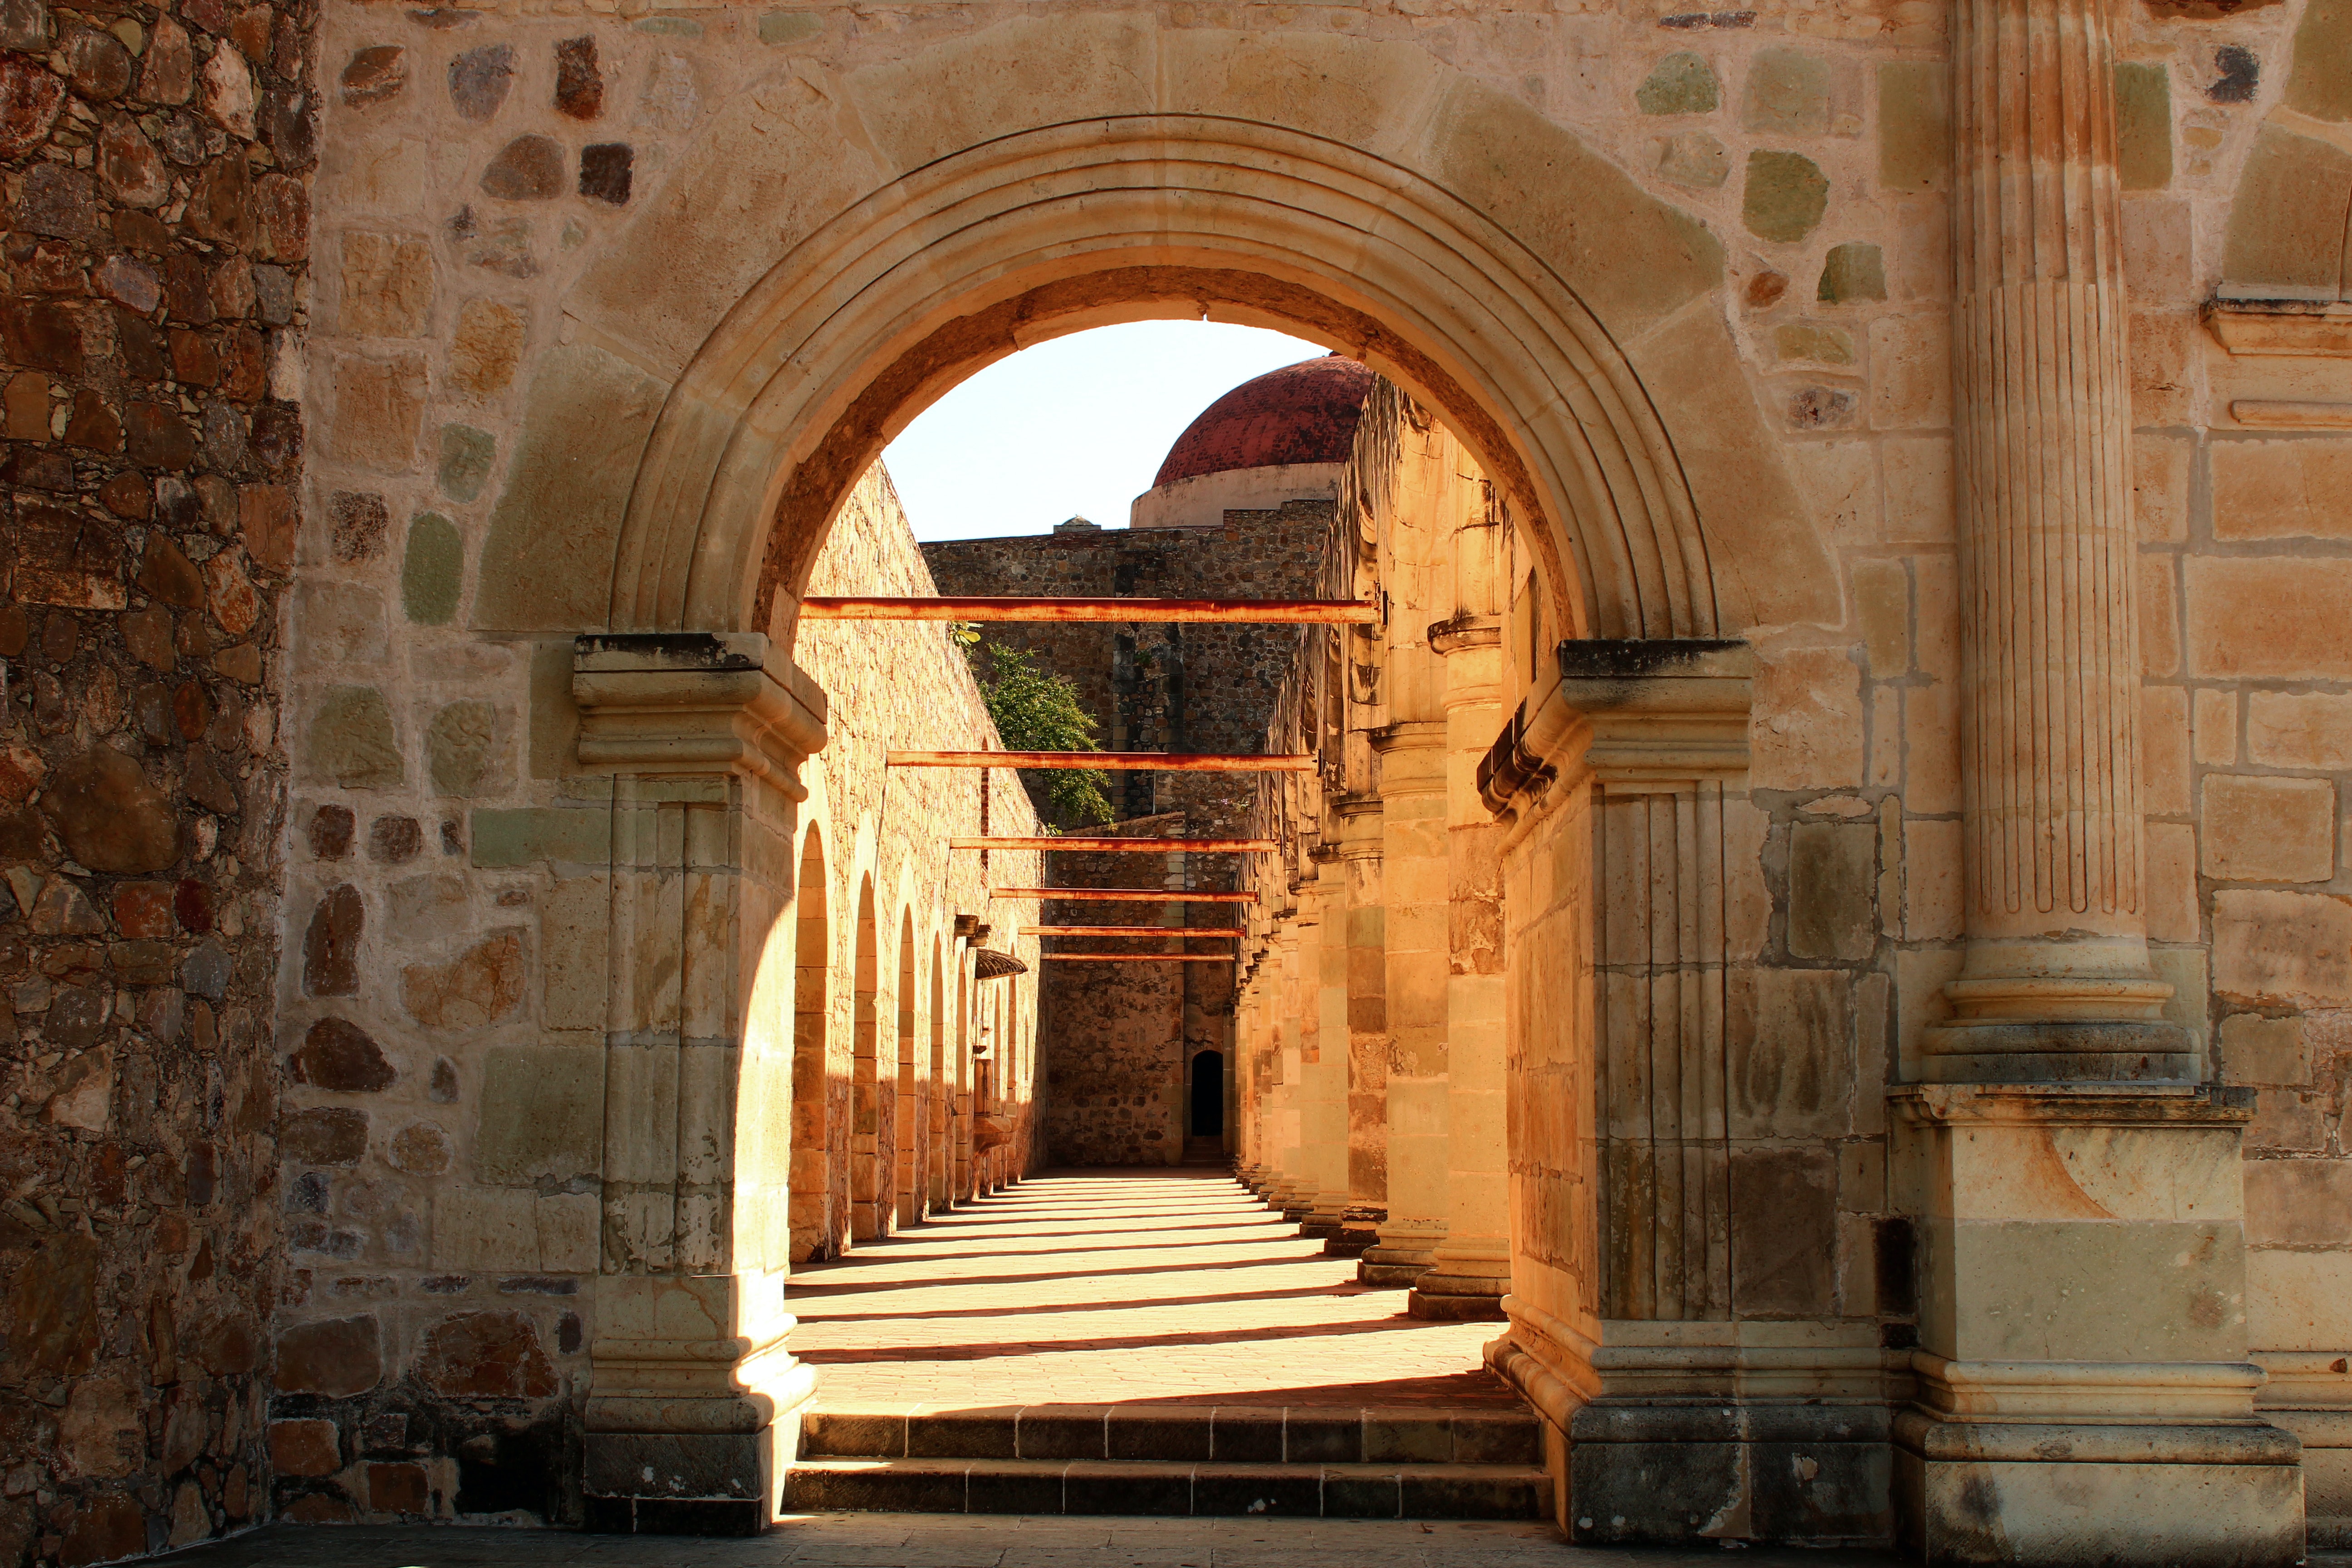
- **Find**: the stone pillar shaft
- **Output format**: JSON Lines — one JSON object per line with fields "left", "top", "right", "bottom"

{"left": 1937, "top": 0, "right": 2185, "bottom": 1078}
{"left": 1335, "top": 799, "right": 1388, "bottom": 1256}
{"left": 1360, "top": 724, "right": 1450, "bottom": 1286}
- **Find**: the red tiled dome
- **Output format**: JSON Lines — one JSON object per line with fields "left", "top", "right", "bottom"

{"left": 1152, "top": 354, "right": 1375, "bottom": 487}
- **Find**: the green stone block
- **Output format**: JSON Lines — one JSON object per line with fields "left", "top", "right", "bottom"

{"left": 1743, "top": 48, "right": 1831, "bottom": 134}
{"left": 1773, "top": 323, "right": 1857, "bottom": 366}
{"left": 1877, "top": 62, "right": 1950, "bottom": 192}
{"left": 1637, "top": 52, "right": 1719, "bottom": 116}
{"left": 1816, "top": 242, "right": 1887, "bottom": 304}
{"left": 305, "top": 687, "right": 403, "bottom": 790}
{"left": 2115, "top": 62, "right": 2172, "bottom": 191}
{"left": 2287, "top": 0, "right": 2352, "bottom": 122}
{"left": 1742, "top": 150, "right": 1830, "bottom": 244}
{"left": 428, "top": 700, "right": 500, "bottom": 798}
{"left": 403, "top": 513, "right": 463, "bottom": 626}
{"left": 2221, "top": 125, "right": 2352, "bottom": 296}
{"left": 438, "top": 424, "right": 496, "bottom": 503}
{"left": 471, "top": 807, "right": 613, "bottom": 868}
{"left": 632, "top": 15, "right": 701, "bottom": 35}
{"left": 758, "top": 9, "right": 820, "bottom": 44}
{"left": 1656, "top": 130, "right": 1730, "bottom": 190}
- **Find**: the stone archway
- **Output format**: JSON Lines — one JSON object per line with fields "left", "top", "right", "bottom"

{"left": 552, "top": 17, "right": 1854, "bottom": 1536}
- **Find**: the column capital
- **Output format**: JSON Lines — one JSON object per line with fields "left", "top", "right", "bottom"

{"left": 1479, "top": 638, "right": 1753, "bottom": 814}
{"left": 573, "top": 632, "right": 829, "bottom": 797}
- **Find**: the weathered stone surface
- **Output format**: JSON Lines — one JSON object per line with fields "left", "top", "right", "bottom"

{"left": 201, "top": 41, "right": 254, "bottom": 137}
{"left": 30, "top": 876, "right": 105, "bottom": 935}
{"left": 309, "top": 804, "right": 356, "bottom": 859}
{"left": 274, "top": 1316, "right": 382, "bottom": 1397}
{"left": 341, "top": 44, "right": 407, "bottom": 107}
{"left": 1816, "top": 242, "right": 1886, "bottom": 303}
{"left": 447, "top": 299, "right": 524, "bottom": 397}
{"left": 388, "top": 1120, "right": 453, "bottom": 1175}
{"left": 2220, "top": 1013, "right": 2310, "bottom": 1086}
{"left": 291, "top": 1017, "right": 396, "bottom": 1092}
{"left": 427, "top": 700, "right": 501, "bottom": 797}
{"left": 1774, "top": 323, "right": 1855, "bottom": 365}
{"left": 437, "top": 426, "right": 496, "bottom": 502}
{"left": 270, "top": 1420, "right": 339, "bottom": 1478}
{"left": 2115, "top": 61, "right": 2172, "bottom": 190}
{"left": 554, "top": 36, "right": 601, "bottom": 119}
{"left": 475, "top": 343, "right": 666, "bottom": 627}
{"left": 1742, "top": 48, "right": 1829, "bottom": 132}
{"left": 401, "top": 513, "right": 463, "bottom": 626}
{"left": 447, "top": 43, "right": 513, "bottom": 120}
{"left": 328, "top": 490, "right": 390, "bottom": 563}
{"left": 579, "top": 142, "right": 632, "bottom": 205}
{"left": 469, "top": 807, "right": 612, "bottom": 867}
{"left": 1656, "top": 130, "right": 1728, "bottom": 189}
{"left": 140, "top": 16, "right": 191, "bottom": 104}
{"left": 64, "top": 27, "right": 131, "bottom": 100}
{"left": 304, "top": 884, "right": 364, "bottom": 996}
{"left": 97, "top": 116, "right": 167, "bottom": 207}
{"left": 369, "top": 815, "right": 422, "bottom": 863}
{"left": 2214, "top": 889, "right": 2352, "bottom": 1007}
{"left": 417, "top": 1310, "right": 555, "bottom": 1397}
{"left": 17, "top": 505, "right": 125, "bottom": 608}
{"left": 402, "top": 931, "right": 525, "bottom": 1030}
{"left": 1730, "top": 1146, "right": 1836, "bottom": 1315}
{"left": 475, "top": 1047, "right": 602, "bottom": 1185}
{"left": 2201, "top": 774, "right": 2337, "bottom": 883}
{"left": 303, "top": 686, "right": 402, "bottom": 788}
{"left": 282, "top": 1106, "right": 368, "bottom": 1166}
{"left": 0, "top": 51, "right": 64, "bottom": 157}
{"left": 331, "top": 352, "right": 427, "bottom": 473}
{"left": 481, "top": 134, "right": 563, "bottom": 200}
{"left": 1637, "top": 51, "right": 1716, "bottom": 115}
{"left": 340, "top": 232, "right": 434, "bottom": 338}
{"left": 1742, "top": 150, "right": 1829, "bottom": 243}
{"left": 40, "top": 746, "right": 177, "bottom": 872}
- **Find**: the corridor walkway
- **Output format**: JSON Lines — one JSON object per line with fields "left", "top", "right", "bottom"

{"left": 787, "top": 1168, "right": 1517, "bottom": 1411}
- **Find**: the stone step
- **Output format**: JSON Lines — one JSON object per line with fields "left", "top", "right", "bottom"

{"left": 801, "top": 1403, "right": 1541, "bottom": 1467}
{"left": 786, "top": 1457, "right": 1552, "bottom": 1519}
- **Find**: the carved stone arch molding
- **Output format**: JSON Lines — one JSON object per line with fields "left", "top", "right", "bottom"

{"left": 473, "top": 18, "right": 1838, "bottom": 644}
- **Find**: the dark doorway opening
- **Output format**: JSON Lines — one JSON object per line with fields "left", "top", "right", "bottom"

{"left": 1190, "top": 1050, "right": 1224, "bottom": 1136}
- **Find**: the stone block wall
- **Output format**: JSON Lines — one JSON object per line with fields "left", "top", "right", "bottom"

{"left": 0, "top": 0, "right": 308, "bottom": 1555}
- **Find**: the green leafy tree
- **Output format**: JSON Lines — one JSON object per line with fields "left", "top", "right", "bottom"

{"left": 967, "top": 638, "right": 1115, "bottom": 827}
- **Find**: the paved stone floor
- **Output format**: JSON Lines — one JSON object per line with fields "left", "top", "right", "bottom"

{"left": 166, "top": 1518, "right": 1907, "bottom": 1567}
{"left": 788, "top": 1169, "right": 1518, "bottom": 1410}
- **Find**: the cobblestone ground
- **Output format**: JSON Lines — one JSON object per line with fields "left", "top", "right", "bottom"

{"left": 788, "top": 1168, "right": 1516, "bottom": 1410}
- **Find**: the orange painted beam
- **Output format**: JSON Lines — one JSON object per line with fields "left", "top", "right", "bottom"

{"left": 951, "top": 837, "right": 1276, "bottom": 853}
{"left": 1042, "top": 953, "right": 1237, "bottom": 963}
{"left": 990, "top": 887, "right": 1259, "bottom": 904}
{"left": 803, "top": 595, "right": 1375, "bottom": 624}
{"left": 1021, "top": 926, "right": 1247, "bottom": 938}
{"left": 891, "top": 750, "right": 1313, "bottom": 772}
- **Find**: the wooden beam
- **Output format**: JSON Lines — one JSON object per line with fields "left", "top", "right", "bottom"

{"left": 891, "top": 750, "right": 1313, "bottom": 772}
{"left": 1021, "top": 926, "right": 1247, "bottom": 938}
{"left": 991, "top": 887, "right": 1258, "bottom": 904}
{"left": 1042, "top": 953, "right": 1237, "bottom": 963}
{"left": 803, "top": 595, "right": 1375, "bottom": 624}
{"left": 951, "top": 837, "right": 1275, "bottom": 852}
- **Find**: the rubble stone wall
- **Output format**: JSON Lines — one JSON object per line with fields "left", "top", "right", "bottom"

{"left": 0, "top": 0, "right": 309, "bottom": 1555}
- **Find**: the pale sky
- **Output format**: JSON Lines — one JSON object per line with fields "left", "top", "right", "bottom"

{"left": 880, "top": 321, "right": 1328, "bottom": 542}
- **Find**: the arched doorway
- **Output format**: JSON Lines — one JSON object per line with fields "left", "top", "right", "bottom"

{"left": 1190, "top": 1050, "right": 1224, "bottom": 1137}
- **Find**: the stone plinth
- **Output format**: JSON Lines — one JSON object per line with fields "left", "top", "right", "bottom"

{"left": 1891, "top": 1083, "right": 2303, "bottom": 1563}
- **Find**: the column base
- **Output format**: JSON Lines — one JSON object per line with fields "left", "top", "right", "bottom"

{"left": 1325, "top": 1208, "right": 1384, "bottom": 1257}
{"left": 1893, "top": 1411, "right": 2303, "bottom": 1566}
{"left": 1408, "top": 1275, "right": 1509, "bottom": 1321}
{"left": 1567, "top": 1401, "right": 1895, "bottom": 1547}
{"left": 1919, "top": 1019, "right": 2195, "bottom": 1084}
{"left": 1358, "top": 1225, "right": 1445, "bottom": 1288}
{"left": 583, "top": 1273, "right": 817, "bottom": 1534}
